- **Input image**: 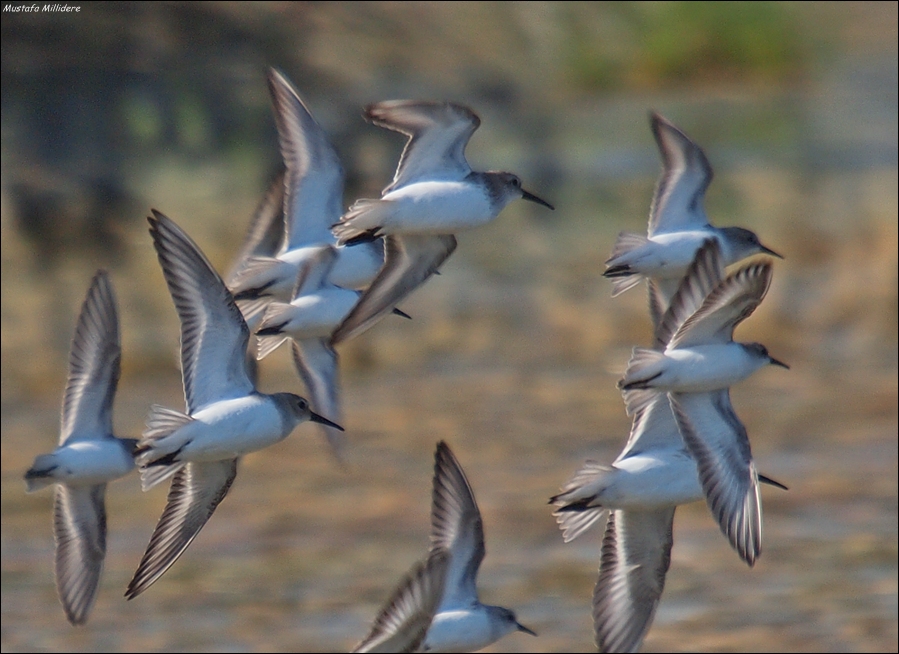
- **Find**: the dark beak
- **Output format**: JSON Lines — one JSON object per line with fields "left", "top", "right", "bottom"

{"left": 310, "top": 412, "right": 345, "bottom": 431}
{"left": 521, "top": 188, "right": 554, "bottom": 210}
{"left": 769, "top": 356, "right": 790, "bottom": 370}
{"left": 517, "top": 621, "right": 538, "bottom": 637}
{"left": 758, "top": 474, "right": 789, "bottom": 491}
{"left": 760, "top": 244, "right": 784, "bottom": 259}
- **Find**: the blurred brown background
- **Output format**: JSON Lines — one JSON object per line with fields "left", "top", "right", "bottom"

{"left": 1, "top": 2, "right": 896, "bottom": 652}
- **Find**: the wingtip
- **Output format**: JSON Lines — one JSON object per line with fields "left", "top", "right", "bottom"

{"left": 649, "top": 110, "right": 671, "bottom": 137}
{"left": 266, "top": 66, "right": 295, "bottom": 97}
{"left": 434, "top": 440, "right": 453, "bottom": 464}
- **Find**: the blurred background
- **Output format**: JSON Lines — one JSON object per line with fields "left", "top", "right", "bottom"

{"left": 1, "top": 2, "right": 896, "bottom": 652}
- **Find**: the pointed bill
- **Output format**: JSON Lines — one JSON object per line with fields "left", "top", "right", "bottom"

{"left": 520, "top": 187, "right": 554, "bottom": 210}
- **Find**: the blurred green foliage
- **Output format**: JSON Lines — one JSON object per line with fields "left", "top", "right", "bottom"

{"left": 562, "top": 2, "right": 805, "bottom": 91}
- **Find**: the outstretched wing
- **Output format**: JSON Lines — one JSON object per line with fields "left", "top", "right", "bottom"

{"left": 365, "top": 100, "right": 480, "bottom": 192}
{"left": 429, "top": 441, "right": 484, "bottom": 609}
{"left": 268, "top": 69, "right": 345, "bottom": 247}
{"left": 125, "top": 460, "right": 238, "bottom": 599}
{"left": 331, "top": 234, "right": 456, "bottom": 345}
{"left": 647, "top": 112, "right": 713, "bottom": 236}
{"left": 668, "top": 391, "right": 762, "bottom": 566}
{"left": 352, "top": 548, "right": 450, "bottom": 653}
{"left": 593, "top": 508, "right": 676, "bottom": 653}
{"left": 60, "top": 270, "right": 120, "bottom": 444}
{"left": 148, "top": 211, "right": 254, "bottom": 414}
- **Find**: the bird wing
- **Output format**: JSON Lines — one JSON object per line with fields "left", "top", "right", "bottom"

{"left": 331, "top": 234, "right": 456, "bottom": 346}
{"left": 593, "top": 507, "right": 676, "bottom": 653}
{"left": 352, "top": 548, "right": 450, "bottom": 653}
{"left": 365, "top": 100, "right": 480, "bottom": 192}
{"left": 669, "top": 261, "right": 772, "bottom": 349}
{"left": 429, "top": 441, "right": 484, "bottom": 608}
{"left": 647, "top": 112, "right": 713, "bottom": 236}
{"left": 53, "top": 483, "right": 107, "bottom": 625}
{"left": 652, "top": 239, "right": 724, "bottom": 349}
{"left": 291, "top": 340, "right": 345, "bottom": 462}
{"left": 60, "top": 270, "right": 121, "bottom": 444}
{"left": 224, "top": 170, "right": 287, "bottom": 287}
{"left": 268, "top": 69, "right": 345, "bottom": 248}
{"left": 125, "top": 459, "right": 238, "bottom": 599}
{"left": 668, "top": 391, "right": 762, "bottom": 566}
{"left": 148, "top": 211, "right": 255, "bottom": 414}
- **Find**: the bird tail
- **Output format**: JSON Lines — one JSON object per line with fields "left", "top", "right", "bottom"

{"left": 137, "top": 405, "right": 193, "bottom": 491}
{"left": 228, "top": 256, "right": 283, "bottom": 300}
{"left": 604, "top": 232, "right": 650, "bottom": 297}
{"left": 550, "top": 460, "right": 614, "bottom": 542}
{"left": 332, "top": 199, "right": 390, "bottom": 245}
{"left": 619, "top": 348, "right": 666, "bottom": 394}
{"left": 24, "top": 454, "right": 58, "bottom": 492}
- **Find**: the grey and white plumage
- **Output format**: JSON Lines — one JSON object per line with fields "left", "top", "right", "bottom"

{"left": 603, "top": 112, "right": 781, "bottom": 316}
{"left": 550, "top": 391, "right": 697, "bottom": 653}
{"left": 421, "top": 441, "right": 536, "bottom": 652}
{"left": 551, "top": 387, "right": 787, "bottom": 652}
{"left": 223, "top": 169, "right": 288, "bottom": 383}
{"left": 228, "top": 68, "right": 384, "bottom": 320}
{"left": 668, "top": 389, "right": 767, "bottom": 566}
{"left": 24, "top": 270, "right": 137, "bottom": 625}
{"left": 255, "top": 244, "right": 358, "bottom": 460}
{"left": 330, "top": 100, "right": 553, "bottom": 345}
{"left": 125, "top": 211, "right": 341, "bottom": 600}
{"left": 353, "top": 548, "right": 451, "bottom": 653}
{"left": 619, "top": 240, "right": 787, "bottom": 409}
{"left": 618, "top": 240, "right": 787, "bottom": 567}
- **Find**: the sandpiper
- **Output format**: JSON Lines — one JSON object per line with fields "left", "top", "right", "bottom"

{"left": 124, "top": 211, "right": 341, "bottom": 600}
{"left": 24, "top": 270, "right": 137, "bottom": 625}
{"left": 356, "top": 441, "right": 536, "bottom": 652}
{"left": 228, "top": 68, "right": 384, "bottom": 323}
{"left": 603, "top": 112, "right": 781, "bottom": 315}
{"left": 618, "top": 240, "right": 787, "bottom": 566}
{"left": 618, "top": 240, "right": 788, "bottom": 408}
{"left": 330, "top": 100, "right": 554, "bottom": 344}
{"left": 254, "top": 244, "right": 359, "bottom": 461}
{"left": 551, "top": 389, "right": 787, "bottom": 651}
{"left": 422, "top": 441, "right": 537, "bottom": 652}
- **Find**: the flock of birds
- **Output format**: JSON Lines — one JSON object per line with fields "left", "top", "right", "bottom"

{"left": 24, "top": 67, "right": 788, "bottom": 653}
